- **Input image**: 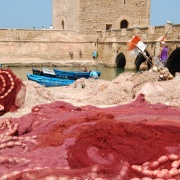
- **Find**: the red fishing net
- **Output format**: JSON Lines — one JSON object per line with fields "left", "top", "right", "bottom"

{"left": 0, "top": 68, "right": 26, "bottom": 116}
{"left": 0, "top": 94, "right": 180, "bottom": 179}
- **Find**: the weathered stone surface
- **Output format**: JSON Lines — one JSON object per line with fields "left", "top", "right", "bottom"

{"left": 0, "top": 1, "right": 179, "bottom": 69}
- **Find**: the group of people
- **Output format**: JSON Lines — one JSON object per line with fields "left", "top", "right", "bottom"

{"left": 92, "top": 44, "right": 168, "bottom": 67}
{"left": 41, "top": 25, "right": 53, "bottom": 30}
{"left": 78, "top": 50, "right": 99, "bottom": 79}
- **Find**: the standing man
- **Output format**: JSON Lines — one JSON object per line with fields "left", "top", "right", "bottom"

{"left": 158, "top": 41, "right": 168, "bottom": 66}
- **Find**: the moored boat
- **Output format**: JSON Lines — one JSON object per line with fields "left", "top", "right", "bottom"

{"left": 32, "top": 68, "right": 43, "bottom": 76}
{"left": 27, "top": 73, "right": 75, "bottom": 87}
{"left": 53, "top": 69, "right": 101, "bottom": 80}
{"left": 32, "top": 68, "right": 56, "bottom": 78}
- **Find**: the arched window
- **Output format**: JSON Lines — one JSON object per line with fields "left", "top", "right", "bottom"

{"left": 62, "top": 20, "right": 64, "bottom": 29}
{"left": 120, "top": 20, "right": 128, "bottom": 29}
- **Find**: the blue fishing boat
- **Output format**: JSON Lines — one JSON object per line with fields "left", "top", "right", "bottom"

{"left": 53, "top": 69, "right": 101, "bottom": 80}
{"left": 27, "top": 73, "right": 75, "bottom": 87}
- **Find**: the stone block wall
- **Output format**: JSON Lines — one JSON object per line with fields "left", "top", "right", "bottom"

{"left": 53, "top": 0, "right": 150, "bottom": 32}
{"left": 96, "top": 24, "right": 180, "bottom": 69}
{"left": 0, "top": 24, "right": 179, "bottom": 69}
{"left": 52, "top": 0, "right": 79, "bottom": 31}
{"left": 0, "top": 29, "right": 98, "bottom": 63}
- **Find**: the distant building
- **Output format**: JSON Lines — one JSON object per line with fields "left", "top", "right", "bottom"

{"left": 52, "top": 0, "right": 150, "bottom": 32}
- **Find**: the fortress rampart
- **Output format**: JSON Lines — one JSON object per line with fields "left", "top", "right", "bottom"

{"left": 0, "top": 24, "right": 179, "bottom": 69}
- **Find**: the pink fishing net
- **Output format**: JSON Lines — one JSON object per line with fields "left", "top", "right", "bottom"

{"left": 0, "top": 94, "right": 180, "bottom": 179}
{"left": 0, "top": 68, "right": 26, "bottom": 116}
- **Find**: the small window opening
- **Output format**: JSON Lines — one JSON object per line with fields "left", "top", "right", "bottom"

{"left": 124, "top": 0, "right": 126, "bottom": 5}
{"left": 106, "top": 24, "right": 112, "bottom": 30}
{"left": 120, "top": 20, "right": 128, "bottom": 29}
{"left": 62, "top": 20, "right": 64, "bottom": 29}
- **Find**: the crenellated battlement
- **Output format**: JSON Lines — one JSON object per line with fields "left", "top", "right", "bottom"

{"left": 97, "top": 24, "right": 180, "bottom": 43}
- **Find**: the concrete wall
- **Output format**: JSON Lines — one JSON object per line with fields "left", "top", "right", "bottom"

{"left": 0, "top": 24, "right": 179, "bottom": 69}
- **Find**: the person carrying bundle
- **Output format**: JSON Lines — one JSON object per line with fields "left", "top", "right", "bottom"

{"left": 158, "top": 41, "right": 168, "bottom": 66}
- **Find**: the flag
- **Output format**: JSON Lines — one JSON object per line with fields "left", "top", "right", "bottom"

{"left": 156, "top": 36, "right": 167, "bottom": 43}
{"left": 129, "top": 47, "right": 139, "bottom": 57}
{"left": 127, "top": 35, "right": 146, "bottom": 52}
{"left": 160, "top": 36, "right": 165, "bottom": 42}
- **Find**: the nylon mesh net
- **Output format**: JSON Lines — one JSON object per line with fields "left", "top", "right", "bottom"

{"left": 0, "top": 94, "right": 180, "bottom": 179}
{"left": 0, "top": 68, "right": 26, "bottom": 116}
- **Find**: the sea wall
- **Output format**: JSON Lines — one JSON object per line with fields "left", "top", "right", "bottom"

{"left": 0, "top": 29, "right": 98, "bottom": 63}
{"left": 0, "top": 24, "right": 179, "bottom": 69}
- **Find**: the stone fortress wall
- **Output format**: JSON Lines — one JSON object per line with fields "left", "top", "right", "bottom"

{"left": 52, "top": 0, "right": 150, "bottom": 32}
{"left": 0, "top": 25, "right": 179, "bottom": 69}
{"left": 0, "top": 0, "right": 179, "bottom": 69}
{"left": 97, "top": 24, "right": 180, "bottom": 68}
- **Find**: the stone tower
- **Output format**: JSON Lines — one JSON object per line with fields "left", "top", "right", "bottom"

{"left": 52, "top": 0, "right": 151, "bottom": 33}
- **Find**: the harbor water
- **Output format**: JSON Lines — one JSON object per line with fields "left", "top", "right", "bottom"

{"left": 9, "top": 66, "right": 135, "bottom": 81}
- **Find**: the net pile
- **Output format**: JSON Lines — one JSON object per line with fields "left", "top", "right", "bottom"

{"left": 0, "top": 68, "right": 26, "bottom": 116}
{"left": 0, "top": 94, "right": 180, "bottom": 179}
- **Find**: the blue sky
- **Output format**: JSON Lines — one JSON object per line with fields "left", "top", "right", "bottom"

{"left": 150, "top": 0, "right": 180, "bottom": 26}
{"left": 0, "top": 0, "right": 52, "bottom": 29}
{"left": 0, "top": 0, "right": 179, "bottom": 29}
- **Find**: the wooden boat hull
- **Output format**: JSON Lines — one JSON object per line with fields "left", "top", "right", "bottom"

{"left": 54, "top": 69, "right": 101, "bottom": 80}
{"left": 27, "top": 73, "right": 75, "bottom": 87}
